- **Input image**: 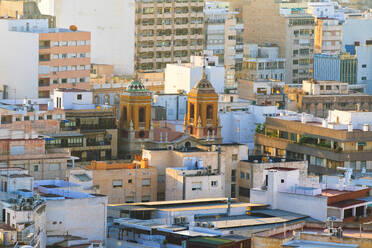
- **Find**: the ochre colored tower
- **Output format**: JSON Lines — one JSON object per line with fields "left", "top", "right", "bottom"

{"left": 184, "top": 70, "right": 222, "bottom": 143}
{"left": 119, "top": 80, "right": 153, "bottom": 156}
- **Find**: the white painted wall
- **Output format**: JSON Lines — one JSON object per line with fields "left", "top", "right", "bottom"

{"left": 153, "top": 94, "right": 187, "bottom": 121}
{"left": 342, "top": 18, "right": 372, "bottom": 50}
{"left": 53, "top": 90, "right": 93, "bottom": 110}
{"left": 37, "top": 0, "right": 135, "bottom": 75}
{"left": 164, "top": 64, "right": 225, "bottom": 94}
{"left": 45, "top": 197, "right": 107, "bottom": 245}
{"left": 356, "top": 45, "right": 372, "bottom": 84}
{"left": 0, "top": 21, "right": 39, "bottom": 99}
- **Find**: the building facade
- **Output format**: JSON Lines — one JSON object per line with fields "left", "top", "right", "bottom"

{"left": 285, "top": 80, "right": 372, "bottom": 117}
{"left": 243, "top": 0, "right": 315, "bottom": 84}
{"left": 87, "top": 159, "right": 157, "bottom": 204}
{"left": 255, "top": 110, "right": 372, "bottom": 175}
{"left": 135, "top": 0, "right": 204, "bottom": 71}
{"left": 239, "top": 44, "right": 285, "bottom": 82}
{"left": 0, "top": 19, "right": 91, "bottom": 99}
{"left": 313, "top": 53, "right": 358, "bottom": 84}
{"left": 314, "top": 18, "right": 342, "bottom": 55}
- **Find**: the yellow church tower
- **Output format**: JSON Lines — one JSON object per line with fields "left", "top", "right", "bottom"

{"left": 119, "top": 80, "right": 153, "bottom": 156}
{"left": 184, "top": 68, "right": 222, "bottom": 143}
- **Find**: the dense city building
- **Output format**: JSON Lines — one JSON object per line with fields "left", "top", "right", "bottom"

{"left": 243, "top": 0, "right": 315, "bottom": 84}
{"left": 0, "top": 19, "right": 91, "bottom": 99}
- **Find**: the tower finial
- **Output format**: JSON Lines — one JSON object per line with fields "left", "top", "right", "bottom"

{"left": 202, "top": 51, "right": 208, "bottom": 79}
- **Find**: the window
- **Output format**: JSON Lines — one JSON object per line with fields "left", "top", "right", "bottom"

{"left": 142, "top": 195, "right": 150, "bottom": 202}
{"left": 47, "top": 115, "right": 52, "bottom": 120}
{"left": 192, "top": 182, "right": 202, "bottom": 191}
{"left": 24, "top": 116, "right": 29, "bottom": 121}
{"left": 349, "top": 161, "right": 356, "bottom": 170}
{"left": 113, "top": 180, "right": 122, "bottom": 188}
{"left": 231, "top": 169, "right": 236, "bottom": 182}
{"left": 362, "top": 64, "right": 367, "bottom": 68}
{"left": 246, "top": 173, "right": 250, "bottom": 180}
{"left": 232, "top": 154, "right": 238, "bottom": 161}
{"left": 77, "top": 94, "right": 82, "bottom": 100}
{"left": 61, "top": 79, "right": 67, "bottom": 84}
{"left": 10, "top": 146, "right": 25, "bottom": 155}
{"left": 139, "top": 107, "right": 146, "bottom": 122}
{"left": 326, "top": 86, "right": 332, "bottom": 90}
{"left": 315, "top": 157, "right": 323, "bottom": 166}
{"left": 211, "top": 181, "right": 218, "bottom": 187}
{"left": 240, "top": 172, "right": 245, "bottom": 179}
{"left": 128, "top": 179, "right": 132, "bottom": 184}
{"left": 34, "top": 165, "right": 39, "bottom": 172}
{"left": 362, "top": 77, "right": 367, "bottom": 80}
{"left": 38, "top": 116, "right": 44, "bottom": 120}
{"left": 142, "top": 179, "right": 150, "bottom": 186}
{"left": 281, "top": 179, "right": 285, "bottom": 183}
{"left": 49, "top": 164, "right": 59, "bottom": 171}
{"left": 239, "top": 187, "right": 250, "bottom": 198}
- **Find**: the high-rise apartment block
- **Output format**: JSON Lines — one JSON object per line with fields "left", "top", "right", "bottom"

{"left": 38, "top": 0, "right": 204, "bottom": 74}
{"left": 243, "top": 0, "right": 315, "bottom": 84}
{"left": 0, "top": 19, "right": 91, "bottom": 99}
{"left": 135, "top": 0, "right": 205, "bottom": 71}
{"left": 205, "top": 1, "right": 243, "bottom": 88}
{"left": 314, "top": 18, "right": 342, "bottom": 55}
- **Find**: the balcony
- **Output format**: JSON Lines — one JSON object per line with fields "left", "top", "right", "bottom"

{"left": 86, "top": 140, "right": 111, "bottom": 146}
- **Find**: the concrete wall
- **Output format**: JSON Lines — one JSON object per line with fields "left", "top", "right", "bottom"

{"left": 277, "top": 192, "right": 328, "bottom": 221}
{"left": 164, "top": 64, "right": 224, "bottom": 94}
{"left": 0, "top": 21, "right": 39, "bottom": 99}
{"left": 38, "top": 0, "right": 135, "bottom": 75}
{"left": 342, "top": 18, "right": 372, "bottom": 50}
{"left": 356, "top": 45, "right": 372, "bottom": 84}
{"left": 45, "top": 196, "right": 107, "bottom": 246}
{"left": 91, "top": 167, "right": 157, "bottom": 204}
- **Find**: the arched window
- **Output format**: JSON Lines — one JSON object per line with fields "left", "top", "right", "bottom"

{"left": 190, "top": 103, "right": 195, "bottom": 118}
{"left": 114, "top": 95, "right": 119, "bottom": 105}
{"left": 123, "top": 106, "right": 127, "bottom": 121}
{"left": 185, "top": 141, "right": 191, "bottom": 148}
{"left": 139, "top": 107, "right": 145, "bottom": 123}
{"left": 104, "top": 95, "right": 110, "bottom": 105}
{"left": 207, "top": 105, "right": 213, "bottom": 119}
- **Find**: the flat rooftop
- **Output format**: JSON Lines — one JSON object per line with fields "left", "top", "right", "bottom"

{"left": 241, "top": 155, "right": 299, "bottom": 163}
{"left": 19, "top": 28, "right": 87, "bottom": 34}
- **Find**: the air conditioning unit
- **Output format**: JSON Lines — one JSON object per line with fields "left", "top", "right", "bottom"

{"left": 174, "top": 217, "right": 181, "bottom": 225}
{"left": 180, "top": 217, "right": 187, "bottom": 224}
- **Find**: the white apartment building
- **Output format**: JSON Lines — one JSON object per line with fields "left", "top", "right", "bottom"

{"left": 164, "top": 55, "right": 225, "bottom": 94}
{"left": 219, "top": 105, "right": 279, "bottom": 149}
{"left": 34, "top": 180, "right": 107, "bottom": 247}
{"left": 0, "top": 18, "right": 91, "bottom": 99}
{"left": 251, "top": 167, "right": 372, "bottom": 222}
{"left": 165, "top": 157, "right": 225, "bottom": 201}
{"left": 241, "top": 44, "right": 285, "bottom": 82}
{"left": 205, "top": 1, "right": 243, "bottom": 88}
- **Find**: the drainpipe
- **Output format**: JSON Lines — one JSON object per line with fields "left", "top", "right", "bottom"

{"left": 217, "top": 146, "right": 221, "bottom": 174}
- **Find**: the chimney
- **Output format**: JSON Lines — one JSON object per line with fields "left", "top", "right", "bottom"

{"left": 363, "top": 124, "right": 370, "bottom": 132}
{"left": 348, "top": 123, "right": 353, "bottom": 132}
{"left": 301, "top": 113, "right": 306, "bottom": 124}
